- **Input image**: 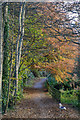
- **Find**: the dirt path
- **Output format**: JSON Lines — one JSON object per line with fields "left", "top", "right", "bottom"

{"left": 2, "top": 78, "right": 80, "bottom": 119}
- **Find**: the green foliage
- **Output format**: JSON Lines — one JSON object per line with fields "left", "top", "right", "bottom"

{"left": 61, "top": 89, "right": 78, "bottom": 107}
{"left": 21, "top": 12, "right": 49, "bottom": 73}
{"left": 47, "top": 74, "right": 57, "bottom": 86}
{"left": 44, "top": 81, "right": 48, "bottom": 89}
{"left": 46, "top": 76, "right": 61, "bottom": 102}
{"left": 39, "top": 70, "right": 47, "bottom": 77}
{"left": 16, "top": 91, "right": 23, "bottom": 101}
{"left": 48, "top": 84, "right": 61, "bottom": 102}
{"left": 2, "top": 8, "right": 9, "bottom": 113}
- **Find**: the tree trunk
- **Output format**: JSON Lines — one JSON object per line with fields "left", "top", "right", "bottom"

{"left": 14, "top": 4, "right": 22, "bottom": 95}
{"left": 18, "top": 2, "right": 25, "bottom": 67}
{"left": 14, "top": 2, "right": 25, "bottom": 96}
{"left": 0, "top": 2, "right": 3, "bottom": 117}
{"left": 5, "top": 40, "right": 13, "bottom": 113}
{"left": 2, "top": 2, "right": 9, "bottom": 114}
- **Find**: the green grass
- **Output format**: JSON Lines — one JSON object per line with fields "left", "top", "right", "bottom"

{"left": 60, "top": 89, "right": 79, "bottom": 107}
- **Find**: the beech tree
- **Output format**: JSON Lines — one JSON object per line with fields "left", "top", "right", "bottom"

{"left": 29, "top": 2, "right": 78, "bottom": 82}
{"left": 17, "top": 2, "right": 79, "bottom": 83}
{"left": 14, "top": 2, "right": 25, "bottom": 96}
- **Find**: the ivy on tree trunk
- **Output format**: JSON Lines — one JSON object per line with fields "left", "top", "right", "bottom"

{"left": 2, "top": 2, "right": 9, "bottom": 114}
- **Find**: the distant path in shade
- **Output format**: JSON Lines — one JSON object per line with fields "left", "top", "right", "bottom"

{"left": 33, "top": 77, "right": 47, "bottom": 88}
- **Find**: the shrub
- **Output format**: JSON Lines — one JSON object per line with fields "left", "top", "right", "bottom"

{"left": 61, "top": 89, "right": 78, "bottom": 107}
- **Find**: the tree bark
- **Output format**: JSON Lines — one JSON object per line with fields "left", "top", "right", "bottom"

{"left": 2, "top": 2, "right": 9, "bottom": 114}
{"left": 0, "top": 2, "right": 3, "bottom": 117}
{"left": 14, "top": 2, "right": 25, "bottom": 96}
{"left": 18, "top": 2, "right": 25, "bottom": 67}
{"left": 5, "top": 40, "right": 13, "bottom": 113}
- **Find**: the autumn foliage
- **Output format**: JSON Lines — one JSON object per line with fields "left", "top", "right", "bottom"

{"left": 29, "top": 3, "right": 78, "bottom": 82}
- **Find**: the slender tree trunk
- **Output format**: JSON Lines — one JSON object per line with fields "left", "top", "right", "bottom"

{"left": 5, "top": 5, "right": 15, "bottom": 111}
{"left": 14, "top": 3, "right": 22, "bottom": 95}
{"left": 2, "top": 2, "right": 9, "bottom": 113}
{"left": 5, "top": 40, "right": 13, "bottom": 113}
{"left": 18, "top": 2, "right": 25, "bottom": 67}
{"left": 0, "top": 2, "right": 3, "bottom": 117}
{"left": 14, "top": 2, "right": 25, "bottom": 95}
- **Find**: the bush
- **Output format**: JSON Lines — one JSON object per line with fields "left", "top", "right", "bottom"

{"left": 61, "top": 89, "right": 78, "bottom": 107}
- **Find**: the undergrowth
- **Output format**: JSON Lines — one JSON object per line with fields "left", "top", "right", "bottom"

{"left": 61, "top": 89, "right": 79, "bottom": 107}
